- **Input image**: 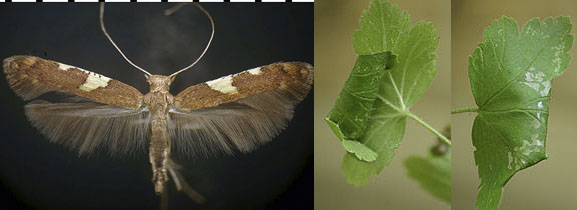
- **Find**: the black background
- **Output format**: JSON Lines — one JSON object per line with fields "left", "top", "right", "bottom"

{"left": 0, "top": 3, "right": 312, "bottom": 210}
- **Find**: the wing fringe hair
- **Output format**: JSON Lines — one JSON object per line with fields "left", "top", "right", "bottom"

{"left": 25, "top": 101, "right": 149, "bottom": 157}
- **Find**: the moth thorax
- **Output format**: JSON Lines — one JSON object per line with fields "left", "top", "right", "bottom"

{"left": 147, "top": 75, "right": 172, "bottom": 93}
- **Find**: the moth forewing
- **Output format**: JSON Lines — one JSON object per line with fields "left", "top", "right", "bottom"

{"left": 3, "top": 56, "right": 144, "bottom": 110}
{"left": 175, "top": 62, "right": 313, "bottom": 110}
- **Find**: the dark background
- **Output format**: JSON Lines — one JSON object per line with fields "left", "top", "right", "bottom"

{"left": 0, "top": 3, "right": 312, "bottom": 210}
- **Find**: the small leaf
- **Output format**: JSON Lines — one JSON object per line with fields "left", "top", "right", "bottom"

{"left": 342, "top": 140, "right": 378, "bottom": 162}
{"left": 331, "top": 0, "right": 439, "bottom": 186}
{"left": 468, "top": 16, "right": 573, "bottom": 210}
{"left": 405, "top": 151, "right": 451, "bottom": 203}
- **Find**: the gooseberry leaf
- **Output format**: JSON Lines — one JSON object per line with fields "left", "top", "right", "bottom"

{"left": 468, "top": 16, "right": 572, "bottom": 210}
{"left": 325, "top": 0, "right": 439, "bottom": 186}
{"left": 405, "top": 151, "right": 451, "bottom": 203}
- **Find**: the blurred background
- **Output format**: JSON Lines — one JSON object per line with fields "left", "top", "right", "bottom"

{"left": 315, "top": 0, "right": 450, "bottom": 209}
{"left": 452, "top": 0, "right": 577, "bottom": 209}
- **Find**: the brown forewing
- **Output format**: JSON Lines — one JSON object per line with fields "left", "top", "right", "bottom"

{"left": 174, "top": 62, "right": 313, "bottom": 111}
{"left": 3, "top": 56, "right": 143, "bottom": 110}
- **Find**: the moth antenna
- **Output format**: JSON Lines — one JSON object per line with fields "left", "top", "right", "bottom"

{"left": 167, "top": 3, "right": 215, "bottom": 78}
{"left": 99, "top": 3, "right": 152, "bottom": 77}
{"left": 163, "top": 3, "right": 187, "bottom": 16}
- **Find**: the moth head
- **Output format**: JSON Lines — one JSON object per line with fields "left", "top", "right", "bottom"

{"left": 147, "top": 75, "right": 172, "bottom": 92}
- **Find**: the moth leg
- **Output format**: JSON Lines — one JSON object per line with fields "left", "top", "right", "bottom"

{"left": 160, "top": 189, "right": 169, "bottom": 210}
{"left": 168, "top": 159, "right": 206, "bottom": 203}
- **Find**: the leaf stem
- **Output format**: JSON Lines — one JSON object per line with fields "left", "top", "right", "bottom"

{"left": 404, "top": 111, "right": 451, "bottom": 146}
{"left": 451, "top": 107, "right": 478, "bottom": 114}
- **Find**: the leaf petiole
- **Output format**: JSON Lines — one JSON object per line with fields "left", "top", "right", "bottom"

{"left": 451, "top": 107, "right": 478, "bottom": 115}
{"left": 404, "top": 111, "right": 451, "bottom": 146}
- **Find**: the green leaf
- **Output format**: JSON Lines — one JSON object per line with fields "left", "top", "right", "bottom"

{"left": 325, "top": 118, "right": 345, "bottom": 141}
{"left": 468, "top": 16, "right": 573, "bottom": 210}
{"left": 405, "top": 151, "right": 451, "bottom": 203}
{"left": 325, "top": 52, "right": 391, "bottom": 143}
{"left": 353, "top": 0, "right": 410, "bottom": 55}
{"left": 333, "top": 0, "right": 439, "bottom": 186}
{"left": 342, "top": 140, "right": 378, "bottom": 162}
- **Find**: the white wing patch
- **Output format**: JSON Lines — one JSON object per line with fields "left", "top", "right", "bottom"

{"left": 58, "top": 62, "right": 94, "bottom": 75}
{"left": 58, "top": 63, "right": 81, "bottom": 71}
{"left": 206, "top": 75, "right": 238, "bottom": 94}
{"left": 79, "top": 72, "right": 112, "bottom": 91}
{"left": 56, "top": 62, "right": 112, "bottom": 91}
{"left": 247, "top": 67, "right": 262, "bottom": 75}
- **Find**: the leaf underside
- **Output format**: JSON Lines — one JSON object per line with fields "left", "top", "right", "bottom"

{"left": 469, "top": 16, "right": 573, "bottom": 210}
{"left": 405, "top": 151, "right": 451, "bottom": 203}
{"left": 325, "top": 0, "right": 439, "bottom": 186}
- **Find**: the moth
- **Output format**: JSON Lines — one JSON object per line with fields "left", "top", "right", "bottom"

{"left": 2, "top": 3, "right": 313, "bottom": 204}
